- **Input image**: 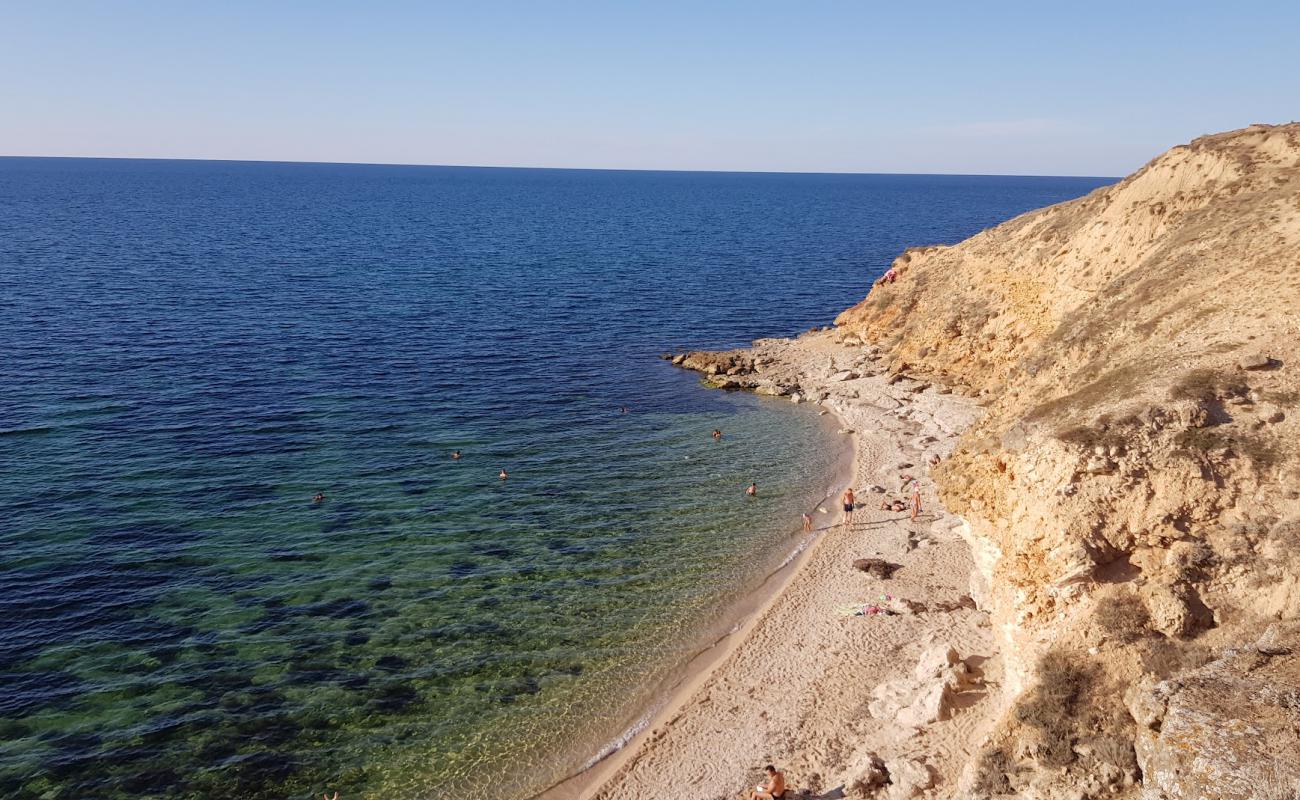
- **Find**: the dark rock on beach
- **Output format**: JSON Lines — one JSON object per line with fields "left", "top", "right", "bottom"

{"left": 853, "top": 559, "right": 902, "bottom": 579}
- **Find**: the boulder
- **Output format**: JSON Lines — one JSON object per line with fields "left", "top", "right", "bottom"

{"left": 830, "top": 370, "right": 860, "bottom": 382}
{"left": 1237, "top": 352, "right": 1275, "bottom": 370}
{"left": 1258, "top": 403, "right": 1286, "bottom": 423}
{"left": 895, "top": 680, "right": 951, "bottom": 728}
{"left": 913, "top": 645, "right": 960, "bottom": 681}
{"left": 884, "top": 758, "right": 934, "bottom": 799}
{"left": 853, "top": 558, "right": 902, "bottom": 579}
{"left": 869, "top": 645, "right": 974, "bottom": 730}
{"left": 1128, "top": 623, "right": 1300, "bottom": 800}
{"left": 884, "top": 597, "right": 926, "bottom": 615}
{"left": 671, "top": 354, "right": 686, "bottom": 365}
{"left": 847, "top": 752, "right": 889, "bottom": 798}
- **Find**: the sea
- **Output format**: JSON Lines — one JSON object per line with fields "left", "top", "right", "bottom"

{"left": 0, "top": 158, "right": 1112, "bottom": 800}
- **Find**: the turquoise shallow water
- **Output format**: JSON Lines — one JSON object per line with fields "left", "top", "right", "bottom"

{"left": 0, "top": 158, "right": 1113, "bottom": 799}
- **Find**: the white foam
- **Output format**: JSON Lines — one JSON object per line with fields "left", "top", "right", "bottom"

{"left": 582, "top": 704, "right": 661, "bottom": 769}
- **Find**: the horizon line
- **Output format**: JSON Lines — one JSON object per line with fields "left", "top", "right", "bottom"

{"left": 0, "top": 153, "right": 1120, "bottom": 181}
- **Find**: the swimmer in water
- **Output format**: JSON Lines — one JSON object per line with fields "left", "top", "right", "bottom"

{"left": 499, "top": 469, "right": 508, "bottom": 480}
{"left": 746, "top": 482, "right": 757, "bottom": 496}
{"left": 313, "top": 492, "right": 326, "bottom": 504}
{"left": 451, "top": 450, "right": 461, "bottom": 460}
{"left": 713, "top": 429, "right": 723, "bottom": 440}
{"left": 620, "top": 406, "right": 628, "bottom": 414}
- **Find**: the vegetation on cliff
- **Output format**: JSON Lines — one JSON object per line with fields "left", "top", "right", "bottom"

{"left": 836, "top": 123, "right": 1300, "bottom": 799}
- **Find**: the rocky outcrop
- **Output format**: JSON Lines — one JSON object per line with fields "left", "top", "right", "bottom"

{"left": 672, "top": 124, "right": 1300, "bottom": 798}
{"left": 1127, "top": 623, "right": 1300, "bottom": 800}
{"left": 868, "top": 645, "right": 977, "bottom": 729}
{"left": 832, "top": 124, "right": 1300, "bottom": 796}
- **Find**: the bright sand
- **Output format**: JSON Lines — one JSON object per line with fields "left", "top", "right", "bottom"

{"left": 550, "top": 331, "right": 1000, "bottom": 799}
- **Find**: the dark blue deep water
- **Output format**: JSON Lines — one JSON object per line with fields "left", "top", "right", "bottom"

{"left": 0, "top": 158, "right": 1112, "bottom": 800}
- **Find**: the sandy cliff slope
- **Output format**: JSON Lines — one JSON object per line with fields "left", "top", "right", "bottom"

{"left": 834, "top": 123, "right": 1300, "bottom": 798}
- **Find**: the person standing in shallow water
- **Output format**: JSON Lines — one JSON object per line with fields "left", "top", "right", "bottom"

{"left": 842, "top": 487, "right": 855, "bottom": 526}
{"left": 802, "top": 512, "right": 812, "bottom": 533}
{"left": 746, "top": 482, "right": 757, "bottom": 496}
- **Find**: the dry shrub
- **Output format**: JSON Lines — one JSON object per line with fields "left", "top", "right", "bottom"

{"left": 1138, "top": 637, "right": 1214, "bottom": 679}
{"left": 1173, "top": 426, "right": 1280, "bottom": 470}
{"left": 1169, "top": 368, "right": 1248, "bottom": 401}
{"left": 1013, "top": 650, "right": 1096, "bottom": 767}
{"left": 1094, "top": 592, "right": 1152, "bottom": 644}
{"left": 1083, "top": 733, "right": 1139, "bottom": 777}
{"left": 970, "top": 747, "right": 1014, "bottom": 796}
{"left": 1024, "top": 363, "right": 1147, "bottom": 423}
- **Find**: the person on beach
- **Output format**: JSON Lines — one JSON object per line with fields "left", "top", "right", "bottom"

{"left": 802, "top": 512, "right": 812, "bottom": 533}
{"left": 451, "top": 450, "right": 461, "bottom": 460}
{"left": 842, "top": 488, "right": 855, "bottom": 526}
{"left": 751, "top": 765, "right": 787, "bottom": 800}
{"left": 911, "top": 480, "right": 922, "bottom": 521}
{"left": 713, "top": 429, "right": 723, "bottom": 440}
{"left": 499, "top": 469, "right": 508, "bottom": 480}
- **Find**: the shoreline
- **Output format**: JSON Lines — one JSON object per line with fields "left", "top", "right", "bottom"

{"left": 571, "top": 329, "right": 998, "bottom": 799}
{"left": 533, "top": 396, "right": 860, "bottom": 800}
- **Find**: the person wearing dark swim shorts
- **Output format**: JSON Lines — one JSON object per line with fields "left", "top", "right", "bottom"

{"left": 842, "top": 487, "right": 855, "bottom": 527}
{"left": 751, "top": 765, "right": 787, "bottom": 800}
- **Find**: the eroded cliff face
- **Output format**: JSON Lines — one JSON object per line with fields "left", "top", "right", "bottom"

{"left": 835, "top": 124, "right": 1300, "bottom": 798}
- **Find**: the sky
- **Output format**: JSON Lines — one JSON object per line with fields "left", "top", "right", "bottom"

{"left": 1, "top": 1, "right": 1297, "bottom": 176}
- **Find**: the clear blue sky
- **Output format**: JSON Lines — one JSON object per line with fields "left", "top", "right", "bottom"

{"left": 2, "top": 1, "right": 1297, "bottom": 175}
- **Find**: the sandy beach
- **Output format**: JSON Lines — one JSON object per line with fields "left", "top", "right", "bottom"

{"left": 552, "top": 329, "right": 998, "bottom": 799}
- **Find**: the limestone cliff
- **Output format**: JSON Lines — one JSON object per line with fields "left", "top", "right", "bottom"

{"left": 835, "top": 123, "right": 1300, "bottom": 799}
